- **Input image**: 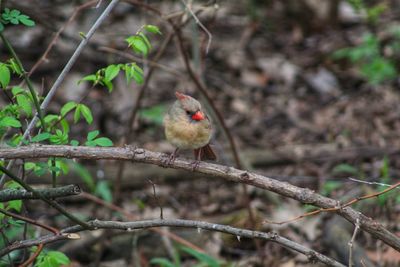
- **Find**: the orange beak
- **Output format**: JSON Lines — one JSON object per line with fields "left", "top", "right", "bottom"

{"left": 191, "top": 111, "right": 205, "bottom": 121}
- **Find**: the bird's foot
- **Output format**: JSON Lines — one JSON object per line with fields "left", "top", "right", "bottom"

{"left": 190, "top": 160, "right": 201, "bottom": 171}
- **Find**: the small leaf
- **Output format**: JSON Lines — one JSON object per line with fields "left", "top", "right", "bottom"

{"left": 16, "top": 94, "right": 32, "bottom": 116}
{"left": 94, "top": 137, "right": 113, "bottom": 147}
{"left": 104, "top": 64, "right": 120, "bottom": 82}
{"left": 31, "top": 132, "right": 51, "bottom": 142}
{"left": 95, "top": 180, "right": 113, "bottom": 203}
{"left": 70, "top": 140, "right": 79, "bottom": 146}
{"left": 126, "top": 35, "right": 148, "bottom": 56}
{"left": 0, "top": 23, "right": 4, "bottom": 32}
{"left": 87, "top": 130, "right": 99, "bottom": 141}
{"left": 11, "top": 86, "right": 24, "bottom": 96}
{"left": 8, "top": 58, "right": 22, "bottom": 75}
{"left": 0, "top": 63, "right": 11, "bottom": 88}
{"left": 17, "top": 15, "right": 35, "bottom": 27}
{"left": 80, "top": 104, "right": 93, "bottom": 124}
{"left": 150, "top": 258, "right": 176, "bottom": 267}
{"left": 7, "top": 200, "right": 22, "bottom": 212}
{"left": 0, "top": 116, "right": 21, "bottom": 128}
{"left": 139, "top": 32, "right": 152, "bottom": 50}
{"left": 60, "top": 101, "right": 77, "bottom": 117}
{"left": 46, "top": 251, "right": 70, "bottom": 265}
{"left": 144, "top": 25, "right": 161, "bottom": 35}
{"left": 79, "top": 74, "right": 97, "bottom": 84}
{"left": 74, "top": 105, "right": 81, "bottom": 123}
{"left": 332, "top": 164, "right": 358, "bottom": 176}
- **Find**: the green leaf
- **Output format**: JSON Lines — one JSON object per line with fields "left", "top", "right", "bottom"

{"left": 70, "top": 139, "right": 79, "bottom": 146}
{"left": 16, "top": 94, "right": 32, "bottom": 116}
{"left": 103, "top": 79, "right": 113, "bottom": 92}
{"left": 47, "top": 251, "right": 70, "bottom": 265}
{"left": 126, "top": 35, "right": 148, "bottom": 56}
{"left": 139, "top": 32, "right": 152, "bottom": 50}
{"left": 321, "top": 181, "right": 342, "bottom": 196}
{"left": 60, "top": 101, "right": 77, "bottom": 117}
{"left": 44, "top": 114, "right": 59, "bottom": 124}
{"left": 8, "top": 58, "right": 23, "bottom": 75}
{"left": 0, "top": 116, "right": 21, "bottom": 128}
{"left": 74, "top": 105, "right": 81, "bottom": 123}
{"left": 7, "top": 200, "right": 22, "bottom": 212}
{"left": 31, "top": 132, "right": 51, "bottom": 142}
{"left": 104, "top": 64, "right": 120, "bottom": 82}
{"left": 144, "top": 25, "right": 162, "bottom": 35}
{"left": 11, "top": 86, "right": 24, "bottom": 96}
{"left": 24, "top": 162, "right": 36, "bottom": 171}
{"left": 150, "top": 258, "right": 176, "bottom": 267}
{"left": 94, "top": 137, "right": 113, "bottom": 147}
{"left": 95, "top": 180, "right": 113, "bottom": 203}
{"left": 70, "top": 161, "right": 95, "bottom": 191}
{"left": 79, "top": 74, "right": 98, "bottom": 84}
{"left": 140, "top": 105, "right": 167, "bottom": 125}
{"left": 79, "top": 104, "right": 93, "bottom": 124}
{"left": 131, "top": 64, "right": 144, "bottom": 84}
{"left": 17, "top": 14, "right": 35, "bottom": 27}
{"left": 332, "top": 164, "right": 358, "bottom": 176}
{"left": 87, "top": 130, "right": 99, "bottom": 141}
{"left": 0, "top": 23, "right": 4, "bottom": 32}
{"left": 180, "top": 247, "right": 220, "bottom": 267}
{"left": 0, "top": 63, "right": 11, "bottom": 88}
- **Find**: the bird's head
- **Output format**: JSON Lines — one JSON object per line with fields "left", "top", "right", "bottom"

{"left": 175, "top": 91, "right": 206, "bottom": 121}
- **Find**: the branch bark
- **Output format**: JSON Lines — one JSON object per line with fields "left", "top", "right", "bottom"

{"left": 0, "top": 219, "right": 346, "bottom": 267}
{"left": 0, "top": 145, "right": 399, "bottom": 251}
{"left": 0, "top": 184, "right": 81, "bottom": 202}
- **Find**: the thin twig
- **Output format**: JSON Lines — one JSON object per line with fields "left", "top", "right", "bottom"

{"left": 0, "top": 145, "right": 399, "bottom": 251}
{"left": 349, "top": 177, "right": 396, "bottom": 187}
{"left": 0, "top": 219, "right": 346, "bottom": 267}
{"left": 81, "top": 191, "right": 204, "bottom": 252}
{"left": 263, "top": 180, "right": 400, "bottom": 225}
{"left": 0, "top": 208, "right": 59, "bottom": 234}
{"left": 18, "top": 243, "right": 44, "bottom": 267}
{"left": 148, "top": 179, "right": 163, "bottom": 219}
{"left": 28, "top": 0, "right": 98, "bottom": 76}
{"left": 181, "top": 0, "right": 213, "bottom": 54}
{"left": 348, "top": 218, "right": 360, "bottom": 267}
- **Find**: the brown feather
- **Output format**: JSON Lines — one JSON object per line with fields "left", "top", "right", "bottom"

{"left": 194, "top": 144, "right": 216, "bottom": 161}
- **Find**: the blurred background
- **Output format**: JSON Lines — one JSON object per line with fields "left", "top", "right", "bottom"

{"left": 1, "top": 0, "right": 400, "bottom": 266}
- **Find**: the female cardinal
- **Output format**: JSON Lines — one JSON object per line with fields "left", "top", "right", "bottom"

{"left": 164, "top": 92, "right": 216, "bottom": 164}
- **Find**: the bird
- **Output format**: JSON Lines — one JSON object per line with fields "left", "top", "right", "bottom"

{"left": 164, "top": 91, "right": 216, "bottom": 167}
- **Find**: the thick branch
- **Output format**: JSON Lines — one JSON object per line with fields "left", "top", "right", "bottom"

{"left": 0, "top": 219, "right": 345, "bottom": 267}
{"left": 0, "top": 184, "right": 81, "bottom": 202}
{"left": 0, "top": 145, "right": 399, "bottom": 251}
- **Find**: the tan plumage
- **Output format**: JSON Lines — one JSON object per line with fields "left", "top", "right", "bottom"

{"left": 164, "top": 92, "right": 216, "bottom": 161}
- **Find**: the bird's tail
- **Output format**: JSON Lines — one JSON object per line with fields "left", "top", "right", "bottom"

{"left": 194, "top": 144, "right": 217, "bottom": 161}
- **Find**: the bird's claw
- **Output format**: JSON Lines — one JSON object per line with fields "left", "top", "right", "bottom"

{"left": 190, "top": 160, "right": 200, "bottom": 171}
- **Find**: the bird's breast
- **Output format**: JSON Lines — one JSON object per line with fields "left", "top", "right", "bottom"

{"left": 164, "top": 114, "right": 212, "bottom": 149}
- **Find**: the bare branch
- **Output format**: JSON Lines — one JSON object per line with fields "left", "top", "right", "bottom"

{"left": 0, "top": 145, "right": 399, "bottom": 251}
{"left": 0, "top": 184, "right": 81, "bottom": 202}
{"left": 0, "top": 219, "right": 345, "bottom": 267}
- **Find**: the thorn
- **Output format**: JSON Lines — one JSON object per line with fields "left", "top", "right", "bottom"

{"left": 197, "top": 227, "right": 201, "bottom": 234}
{"left": 236, "top": 235, "right": 241, "bottom": 242}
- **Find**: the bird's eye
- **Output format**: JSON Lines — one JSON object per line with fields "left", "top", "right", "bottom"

{"left": 186, "top": 110, "right": 191, "bottom": 115}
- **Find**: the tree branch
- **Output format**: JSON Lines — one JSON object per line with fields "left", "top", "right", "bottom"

{"left": 0, "top": 145, "right": 399, "bottom": 251}
{"left": 0, "top": 184, "right": 81, "bottom": 202}
{"left": 0, "top": 219, "right": 346, "bottom": 267}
